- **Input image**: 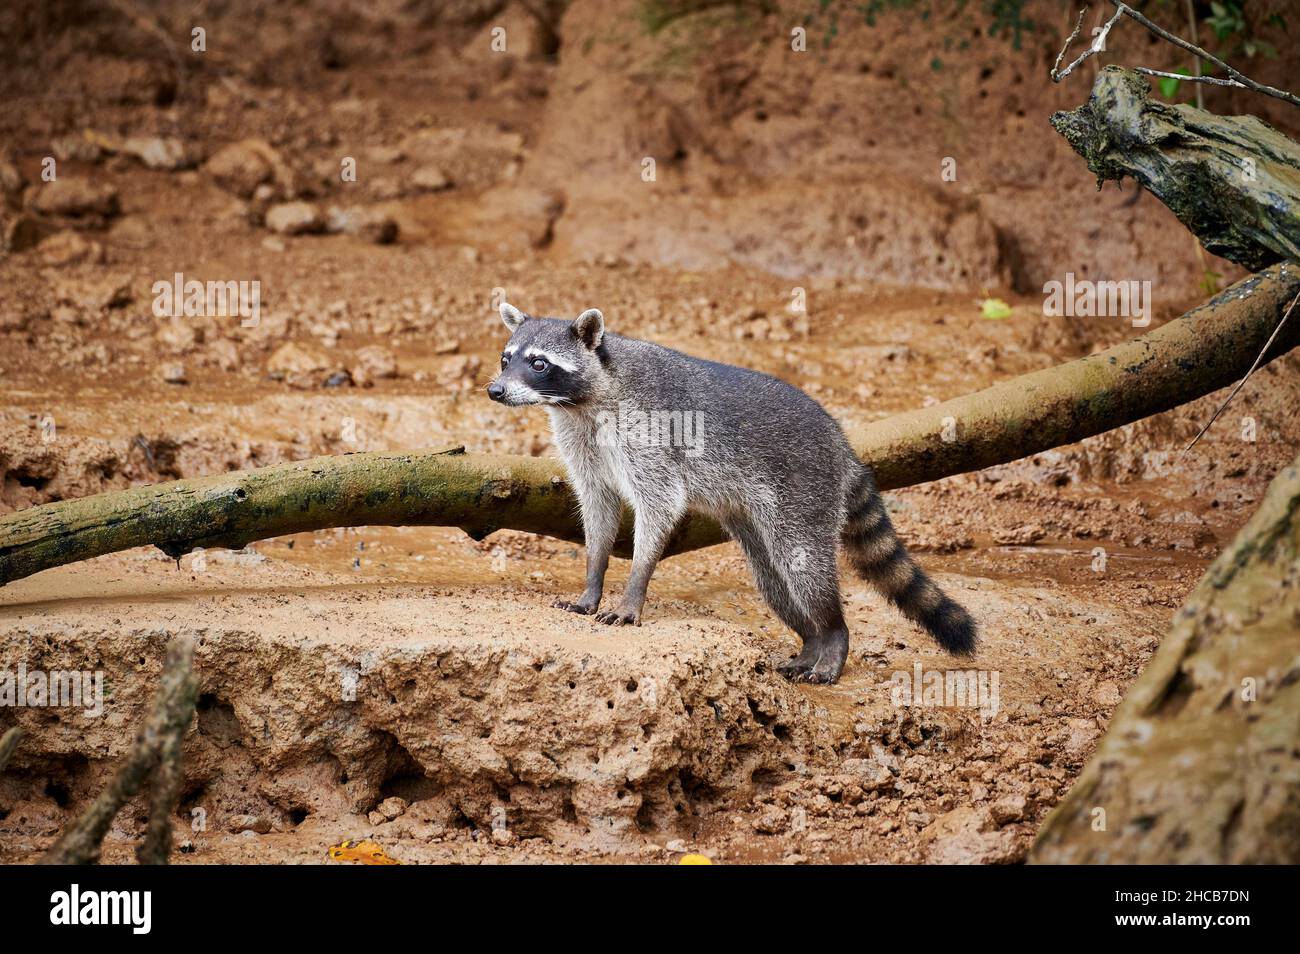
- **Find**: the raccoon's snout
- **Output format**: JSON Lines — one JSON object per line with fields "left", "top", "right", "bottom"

{"left": 487, "top": 381, "right": 505, "bottom": 402}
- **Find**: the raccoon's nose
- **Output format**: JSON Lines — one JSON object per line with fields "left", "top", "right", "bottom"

{"left": 487, "top": 382, "right": 505, "bottom": 402}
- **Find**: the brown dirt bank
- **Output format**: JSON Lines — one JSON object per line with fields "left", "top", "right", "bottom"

{"left": 2, "top": 0, "right": 1299, "bottom": 863}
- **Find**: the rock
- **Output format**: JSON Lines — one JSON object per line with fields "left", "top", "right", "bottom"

{"left": 205, "top": 338, "right": 241, "bottom": 372}
{"left": 994, "top": 523, "right": 1047, "bottom": 545}
{"left": 366, "top": 145, "right": 405, "bottom": 165}
{"left": 350, "top": 345, "right": 398, "bottom": 386}
{"left": 205, "top": 140, "right": 273, "bottom": 198}
{"left": 120, "top": 135, "right": 195, "bottom": 170}
{"left": 227, "top": 813, "right": 273, "bottom": 834}
{"left": 265, "top": 201, "right": 324, "bottom": 235}
{"left": 752, "top": 806, "right": 787, "bottom": 834}
{"left": 1093, "top": 680, "right": 1123, "bottom": 708}
{"left": 376, "top": 796, "right": 407, "bottom": 821}
{"left": 52, "top": 274, "right": 132, "bottom": 310}
{"left": 490, "top": 827, "right": 515, "bottom": 846}
{"left": 435, "top": 354, "right": 482, "bottom": 391}
{"left": 156, "top": 320, "right": 201, "bottom": 355}
{"left": 205, "top": 139, "right": 298, "bottom": 200}
{"left": 28, "top": 179, "right": 120, "bottom": 220}
{"left": 989, "top": 794, "right": 1028, "bottom": 826}
{"left": 324, "top": 206, "right": 398, "bottom": 244}
{"left": 367, "top": 810, "right": 386, "bottom": 826}
{"left": 161, "top": 363, "right": 187, "bottom": 384}
{"left": 267, "top": 341, "right": 330, "bottom": 376}
{"left": 1062, "top": 717, "right": 1100, "bottom": 759}
{"left": 51, "top": 134, "right": 104, "bottom": 163}
{"left": 37, "top": 230, "right": 103, "bottom": 266}
{"left": 921, "top": 806, "right": 1022, "bottom": 864}
{"left": 410, "top": 164, "right": 451, "bottom": 192}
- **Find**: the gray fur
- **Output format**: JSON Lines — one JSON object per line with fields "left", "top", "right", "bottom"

{"left": 487, "top": 303, "right": 977, "bottom": 683}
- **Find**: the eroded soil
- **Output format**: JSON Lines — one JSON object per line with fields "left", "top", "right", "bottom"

{"left": 2, "top": 0, "right": 1299, "bottom": 864}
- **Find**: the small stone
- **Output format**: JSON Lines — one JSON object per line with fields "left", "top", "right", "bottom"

{"left": 38, "top": 230, "right": 103, "bottom": 266}
{"left": 205, "top": 139, "right": 276, "bottom": 199}
{"left": 161, "top": 363, "right": 187, "bottom": 384}
{"left": 325, "top": 206, "right": 398, "bottom": 244}
{"left": 28, "top": 179, "right": 120, "bottom": 219}
{"left": 490, "top": 827, "right": 515, "bottom": 846}
{"left": 350, "top": 345, "right": 397, "bottom": 386}
{"left": 367, "top": 810, "right": 386, "bottom": 826}
{"left": 227, "top": 813, "right": 272, "bottom": 834}
{"left": 410, "top": 164, "right": 451, "bottom": 192}
{"left": 366, "top": 145, "right": 405, "bottom": 164}
{"left": 376, "top": 796, "right": 407, "bottom": 821}
{"left": 989, "top": 794, "right": 1029, "bottom": 826}
{"left": 265, "top": 201, "right": 324, "bottom": 235}
{"left": 752, "top": 806, "right": 786, "bottom": 834}
{"left": 121, "top": 135, "right": 195, "bottom": 170}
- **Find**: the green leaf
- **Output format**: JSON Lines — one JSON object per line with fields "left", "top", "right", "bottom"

{"left": 980, "top": 298, "right": 1012, "bottom": 320}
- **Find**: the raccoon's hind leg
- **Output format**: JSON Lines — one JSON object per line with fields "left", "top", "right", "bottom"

{"left": 725, "top": 515, "right": 849, "bottom": 685}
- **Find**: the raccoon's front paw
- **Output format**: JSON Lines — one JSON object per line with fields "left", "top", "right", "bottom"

{"left": 776, "top": 659, "right": 837, "bottom": 684}
{"left": 553, "top": 597, "right": 597, "bottom": 615}
{"left": 594, "top": 607, "right": 640, "bottom": 626}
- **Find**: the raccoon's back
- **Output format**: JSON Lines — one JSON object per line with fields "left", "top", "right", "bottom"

{"left": 615, "top": 338, "right": 856, "bottom": 475}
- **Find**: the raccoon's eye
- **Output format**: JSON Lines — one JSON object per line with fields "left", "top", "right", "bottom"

{"left": 500, "top": 355, "right": 509, "bottom": 369}
{"left": 530, "top": 357, "right": 548, "bottom": 373}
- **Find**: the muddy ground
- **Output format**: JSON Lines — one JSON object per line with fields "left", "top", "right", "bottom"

{"left": 1, "top": 0, "right": 1298, "bottom": 864}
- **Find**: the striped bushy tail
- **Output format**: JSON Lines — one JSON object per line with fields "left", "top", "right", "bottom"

{"left": 842, "top": 468, "right": 977, "bottom": 655}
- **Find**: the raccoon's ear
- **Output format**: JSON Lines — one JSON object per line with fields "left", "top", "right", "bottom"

{"left": 500, "top": 302, "right": 526, "bottom": 333}
{"left": 572, "top": 308, "right": 604, "bottom": 350}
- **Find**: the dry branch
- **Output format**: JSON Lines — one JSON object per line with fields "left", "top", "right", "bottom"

{"left": 41, "top": 637, "right": 197, "bottom": 865}
{"left": 1031, "top": 446, "right": 1300, "bottom": 863}
{"left": 0, "top": 265, "right": 1298, "bottom": 584}
{"left": 1052, "top": 67, "right": 1300, "bottom": 271}
{"left": 1052, "top": 2, "right": 1300, "bottom": 109}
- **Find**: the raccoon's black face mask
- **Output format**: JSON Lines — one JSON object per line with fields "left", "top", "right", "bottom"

{"left": 487, "top": 304, "right": 605, "bottom": 407}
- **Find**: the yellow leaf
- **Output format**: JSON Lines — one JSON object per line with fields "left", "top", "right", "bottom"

{"left": 328, "top": 838, "right": 402, "bottom": 865}
{"left": 679, "top": 853, "right": 713, "bottom": 865}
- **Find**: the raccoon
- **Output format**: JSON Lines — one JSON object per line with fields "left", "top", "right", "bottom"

{"left": 487, "top": 302, "right": 976, "bottom": 684}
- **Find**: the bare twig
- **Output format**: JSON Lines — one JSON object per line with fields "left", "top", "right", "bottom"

{"left": 0, "top": 727, "right": 21, "bottom": 773}
{"left": 41, "top": 637, "right": 198, "bottom": 865}
{"left": 1185, "top": 0, "right": 1203, "bottom": 110}
{"left": 1186, "top": 281, "right": 1300, "bottom": 452}
{"left": 136, "top": 729, "right": 186, "bottom": 865}
{"left": 1052, "top": 3, "right": 1300, "bottom": 109}
{"left": 1052, "top": 6, "right": 1123, "bottom": 82}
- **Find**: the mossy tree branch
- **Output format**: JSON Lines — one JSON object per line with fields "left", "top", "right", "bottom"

{"left": 0, "top": 264, "right": 1297, "bottom": 585}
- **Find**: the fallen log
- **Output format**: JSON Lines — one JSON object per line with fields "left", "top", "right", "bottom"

{"left": 1030, "top": 446, "right": 1300, "bottom": 863}
{"left": 0, "top": 263, "right": 1297, "bottom": 586}
{"left": 1052, "top": 66, "right": 1300, "bottom": 270}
